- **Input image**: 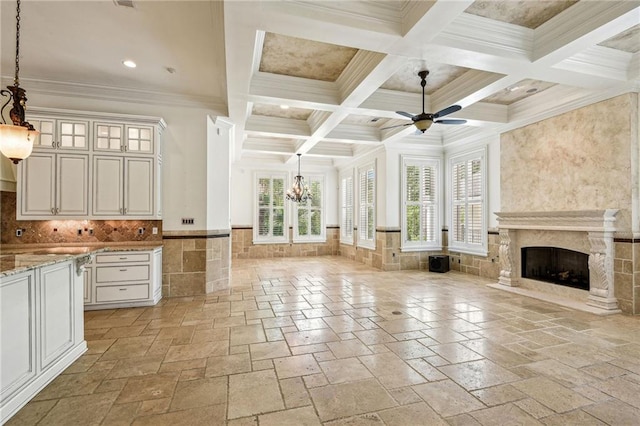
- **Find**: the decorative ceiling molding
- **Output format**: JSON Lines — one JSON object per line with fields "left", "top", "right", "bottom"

{"left": 245, "top": 115, "right": 311, "bottom": 138}
{"left": 557, "top": 46, "right": 633, "bottom": 82}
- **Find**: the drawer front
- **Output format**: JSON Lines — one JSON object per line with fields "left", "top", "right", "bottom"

{"left": 96, "top": 284, "right": 149, "bottom": 303}
{"left": 96, "top": 265, "right": 149, "bottom": 283}
{"left": 95, "top": 253, "right": 150, "bottom": 264}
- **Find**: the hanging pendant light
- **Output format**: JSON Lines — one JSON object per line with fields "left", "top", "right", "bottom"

{"left": 286, "top": 153, "right": 312, "bottom": 203}
{"left": 0, "top": 0, "right": 38, "bottom": 164}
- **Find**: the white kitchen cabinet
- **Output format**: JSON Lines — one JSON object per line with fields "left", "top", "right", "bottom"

{"left": 84, "top": 248, "right": 162, "bottom": 310}
{"left": 18, "top": 152, "right": 89, "bottom": 218}
{"left": 0, "top": 259, "right": 87, "bottom": 424}
{"left": 83, "top": 267, "right": 92, "bottom": 304}
{"left": 93, "top": 156, "right": 154, "bottom": 218}
{"left": 29, "top": 117, "right": 89, "bottom": 151}
{"left": 18, "top": 108, "right": 165, "bottom": 220}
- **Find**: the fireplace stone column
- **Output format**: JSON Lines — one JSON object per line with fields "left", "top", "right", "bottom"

{"left": 587, "top": 230, "right": 619, "bottom": 310}
{"left": 498, "top": 229, "right": 517, "bottom": 287}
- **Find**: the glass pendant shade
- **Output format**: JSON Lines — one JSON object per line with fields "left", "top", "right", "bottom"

{"left": 0, "top": 123, "right": 36, "bottom": 164}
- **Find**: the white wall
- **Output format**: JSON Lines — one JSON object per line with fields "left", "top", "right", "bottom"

{"left": 20, "top": 92, "right": 224, "bottom": 231}
{"left": 207, "top": 116, "right": 233, "bottom": 231}
{"left": 230, "top": 160, "right": 339, "bottom": 227}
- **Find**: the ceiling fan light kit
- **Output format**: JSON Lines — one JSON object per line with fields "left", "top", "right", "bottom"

{"left": 381, "top": 70, "right": 467, "bottom": 134}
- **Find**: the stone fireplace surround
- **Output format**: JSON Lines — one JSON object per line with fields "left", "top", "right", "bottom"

{"left": 490, "top": 210, "right": 621, "bottom": 315}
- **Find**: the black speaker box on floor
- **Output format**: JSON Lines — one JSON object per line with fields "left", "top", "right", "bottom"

{"left": 429, "top": 255, "right": 450, "bottom": 273}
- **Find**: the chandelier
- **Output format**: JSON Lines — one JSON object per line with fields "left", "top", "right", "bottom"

{"left": 286, "top": 153, "right": 312, "bottom": 203}
{"left": 0, "top": 0, "right": 38, "bottom": 164}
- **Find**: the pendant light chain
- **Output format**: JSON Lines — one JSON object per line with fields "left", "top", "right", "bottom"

{"left": 14, "top": 0, "right": 21, "bottom": 86}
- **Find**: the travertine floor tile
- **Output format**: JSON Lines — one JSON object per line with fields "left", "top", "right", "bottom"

{"left": 164, "top": 341, "right": 229, "bottom": 363}
{"left": 40, "top": 391, "right": 119, "bottom": 426}
{"left": 132, "top": 404, "right": 226, "bottom": 425}
{"left": 250, "top": 341, "right": 291, "bottom": 360}
{"left": 512, "top": 377, "right": 592, "bottom": 413}
{"left": 412, "top": 380, "right": 485, "bottom": 417}
{"left": 228, "top": 370, "right": 284, "bottom": 419}
{"left": 378, "top": 402, "right": 447, "bottom": 426}
{"left": 439, "top": 359, "right": 520, "bottom": 391}
{"left": 274, "top": 354, "right": 321, "bottom": 379}
{"left": 258, "top": 406, "right": 321, "bottom": 426}
{"left": 169, "top": 377, "right": 227, "bottom": 411}
{"left": 470, "top": 403, "right": 542, "bottom": 425}
{"left": 309, "top": 378, "right": 397, "bottom": 421}
{"left": 116, "top": 373, "right": 179, "bottom": 403}
{"left": 319, "top": 358, "right": 373, "bottom": 384}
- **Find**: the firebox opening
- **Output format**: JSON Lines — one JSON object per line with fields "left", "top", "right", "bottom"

{"left": 521, "top": 247, "right": 589, "bottom": 291}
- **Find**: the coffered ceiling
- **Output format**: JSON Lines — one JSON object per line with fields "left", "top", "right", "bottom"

{"left": 1, "top": 1, "right": 639, "bottom": 168}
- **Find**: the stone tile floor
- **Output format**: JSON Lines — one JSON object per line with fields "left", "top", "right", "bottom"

{"left": 8, "top": 256, "right": 640, "bottom": 425}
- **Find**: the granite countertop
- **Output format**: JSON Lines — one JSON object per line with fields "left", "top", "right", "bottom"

{"left": 0, "top": 243, "right": 162, "bottom": 277}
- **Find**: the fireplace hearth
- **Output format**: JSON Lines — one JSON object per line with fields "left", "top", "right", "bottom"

{"left": 522, "top": 247, "right": 589, "bottom": 290}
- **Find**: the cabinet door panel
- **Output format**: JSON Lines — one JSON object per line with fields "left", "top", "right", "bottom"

{"left": 93, "top": 156, "right": 124, "bottom": 216}
{"left": 57, "top": 154, "right": 89, "bottom": 216}
{"left": 125, "top": 157, "right": 154, "bottom": 216}
{"left": 40, "top": 262, "right": 75, "bottom": 369}
{"left": 83, "top": 267, "right": 92, "bottom": 304}
{"left": 94, "top": 123, "right": 124, "bottom": 152}
{"left": 58, "top": 120, "right": 89, "bottom": 150}
{"left": 0, "top": 272, "right": 36, "bottom": 401}
{"left": 30, "top": 118, "right": 56, "bottom": 149}
{"left": 125, "top": 125, "right": 154, "bottom": 154}
{"left": 20, "top": 153, "right": 55, "bottom": 216}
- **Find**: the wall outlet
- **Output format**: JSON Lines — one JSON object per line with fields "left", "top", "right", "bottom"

{"left": 77, "top": 229, "right": 82, "bottom": 236}
{"left": 138, "top": 227, "right": 145, "bottom": 235}
{"left": 182, "top": 218, "right": 195, "bottom": 225}
{"left": 16, "top": 229, "right": 22, "bottom": 237}
{"left": 152, "top": 227, "right": 158, "bottom": 235}
{"left": 89, "top": 229, "right": 94, "bottom": 236}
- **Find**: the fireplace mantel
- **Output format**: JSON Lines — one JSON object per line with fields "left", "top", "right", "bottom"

{"left": 494, "top": 210, "right": 619, "bottom": 232}
{"left": 493, "top": 209, "right": 621, "bottom": 314}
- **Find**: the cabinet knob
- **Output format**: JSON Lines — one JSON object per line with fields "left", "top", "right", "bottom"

{"left": 51, "top": 207, "right": 55, "bottom": 214}
{"left": 51, "top": 141, "right": 56, "bottom": 148}
{"left": 55, "top": 207, "right": 59, "bottom": 214}
{"left": 124, "top": 208, "right": 128, "bottom": 214}
{"left": 120, "top": 208, "right": 123, "bottom": 214}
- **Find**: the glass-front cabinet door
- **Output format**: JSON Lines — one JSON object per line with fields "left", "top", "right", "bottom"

{"left": 94, "top": 123, "right": 124, "bottom": 152}
{"left": 125, "top": 125, "right": 154, "bottom": 154}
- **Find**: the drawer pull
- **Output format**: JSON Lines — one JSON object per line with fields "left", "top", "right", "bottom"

{"left": 119, "top": 257, "right": 127, "bottom": 260}
{"left": 119, "top": 288, "right": 127, "bottom": 291}
{"left": 119, "top": 269, "right": 128, "bottom": 272}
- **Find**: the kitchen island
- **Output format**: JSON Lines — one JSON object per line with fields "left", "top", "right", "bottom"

{"left": 0, "top": 249, "right": 94, "bottom": 424}
{"left": 0, "top": 243, "right": 162, "bottom": 423}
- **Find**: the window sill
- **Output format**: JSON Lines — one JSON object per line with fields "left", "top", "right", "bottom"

{"left": 448, "top": 246, "right": 488, "bottom": 257}
{"left": 252, "top": 240, "right": 289, "bottom": 245}
{"left": 292, "top": 239, "right": 327, "bottom": 244}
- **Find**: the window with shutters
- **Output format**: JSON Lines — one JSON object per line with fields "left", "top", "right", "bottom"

{"left": 401, "top": 156, "right": 441, "bottom": 251}
{"left": 358, "top": 162, "right": 376, "bottom": 250}
{"left": 294, "top": 175, "right": 325, "bottom": 243}
{"left": 449, "top": 149, "right": 487, "bottom": 255}
{"left": 254, "top": 172, "right": 288, "bottom": 244}
{"left": 340, "top": 172, "right": 354, "bottom": 245}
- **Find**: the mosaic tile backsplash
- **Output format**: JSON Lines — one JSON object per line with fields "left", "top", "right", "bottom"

{"left": 1, "top": 191, "right": 162, "bottom": 244}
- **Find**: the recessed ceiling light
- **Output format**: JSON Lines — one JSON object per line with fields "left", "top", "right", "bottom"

{"left": 280, "top": 105, "right": 290, "bottom": 110}
{"left": 526, "top": 88, "right": 538, "bottom": 94}
{"left": 166, "top": 67, "right": 176, "bottom": 74}
{"left": 123, "top": 60, "right": 137, "bottom": 68}
{"left": 507, "top": 86, "right": 520, "bottom": 92}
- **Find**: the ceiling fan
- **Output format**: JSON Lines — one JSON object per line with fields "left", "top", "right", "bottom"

{"left": 382, "top": 70, "right": 466, "bottom": 133}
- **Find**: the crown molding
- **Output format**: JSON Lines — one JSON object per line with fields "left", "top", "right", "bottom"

{"left": 307, "top": 142, "right": 354, "bottom": 158}
{"left": 431, "top": 69, "right": 513, "bottom": 111}
{"left": 336, "top": 50, "right": 387, "bottom": 105}
{"left": 27, "top": 106, "right": 166, "bottom": 129}
{"left": 4, "top": 77, "right": 227, "bottom": 112}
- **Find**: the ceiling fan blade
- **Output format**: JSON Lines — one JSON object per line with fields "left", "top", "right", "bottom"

{"left": 433, "top": 105, "right": 461, "bottom": 118}
{"left": 380, "top": 123, "right": 414, "bottom": 131}
{"left": 434, "top": 119, "right": 467, "bottom": 125}
{"left": 396, "top": 111, "right": 415, "bottom": 119}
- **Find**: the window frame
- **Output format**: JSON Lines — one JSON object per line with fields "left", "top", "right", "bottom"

{"left": 340, "top": 170, "right": 354, "bottom": 245}
{"left": 357, "top": 161, "right": 376, "bottom": 250}
{"left": 293, "top": 174, "right": 326, "bottom": 243}
{"left": 401, "top": 155, "right": 442, "bottom": 252}
{"left": 448, "top": 148, "right": 488, "bottom": 256}
{"left": 253, "top": 171, "right": 289, "bottom": 244}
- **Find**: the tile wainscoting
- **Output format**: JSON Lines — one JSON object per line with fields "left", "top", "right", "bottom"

{"left": 162, "top": 231, "right": 231, "bottom": 297}
{"left": 339, "top": 229, "right": 501, "bottom": 277}
{"left": 231, "top": 227, "right": 340, "bottom": 259}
